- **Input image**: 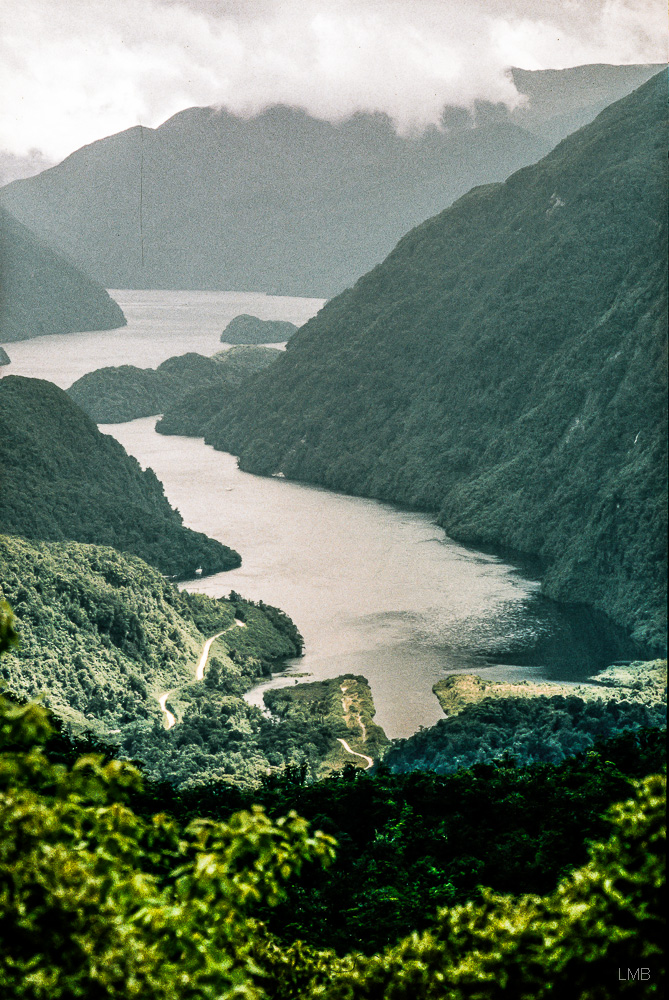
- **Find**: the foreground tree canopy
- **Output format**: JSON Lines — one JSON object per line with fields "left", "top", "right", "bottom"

{"left": 0, "top": 687, "right": 664, "bottom": 999}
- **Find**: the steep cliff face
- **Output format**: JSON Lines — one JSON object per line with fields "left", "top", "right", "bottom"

{"left": 201, "top": 72, "right": 668, "bottom": 647}
{"left": 0, "top": 376, "right": 240, "bottom": 578}
{"left": 0, "top": 207, "right": 125, "bottom": 343}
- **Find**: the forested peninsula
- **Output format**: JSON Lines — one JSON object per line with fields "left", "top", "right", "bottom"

{"left": 0, "top": 376, "right": 240, "bottom": 578}
{"left": 0, "top": 205, "right": 125, "bottom": 343}
{"left": 68, "top": 345, "right": 281, "bottom": 424}
{"left": 192, "top": 72, "right": 667, "bottom": 648}
{"left": 0, "top": 536, "right": 400, "bottom": 787}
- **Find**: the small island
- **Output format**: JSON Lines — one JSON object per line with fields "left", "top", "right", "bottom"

{"left": 221, "top": 314, "right": 298, "bottom": 344}
{"left": 0, "top": 346, "right": 9, "bottom": 366}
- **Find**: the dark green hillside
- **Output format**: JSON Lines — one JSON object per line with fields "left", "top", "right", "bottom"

{"left": 156, "top": 346, "right": 282, "bottom": 437}
{"left": 222, "top": 314, "right": 298, "bottom": 343}
{"left": 0, "top": 376, "right": 240, "bottom": 578}
{"left": 68, "top": 346, "right": 281, "bottom": 424}
{"left": 0, "top": 205, "right": 125, "bottom": 343}
{"left": 212, "top": 345, "right": 283, "bottom": 379}
{"left": 0, "top": 537, "right": 365, "bottom": 787}
{"left": 67, "top": 352, "right": 224, "bottom": 423}
{"left": 0, "top": 535, "right": 303, "bottom": 778}
{"left": 0, "top": 346, "right": 8, "bottom": 365}
{"left": 383, "top": 695, "right": 666, "bottom": 775}
{"left": 203, "top": 72, "right": 668, "bottom": 647}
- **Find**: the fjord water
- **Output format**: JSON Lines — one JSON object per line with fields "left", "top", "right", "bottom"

{"left": 1, "top": 288, "right": 323, "bottom": 388}
{"left": 2, "top": 290, "right": 640, "bottom": 738}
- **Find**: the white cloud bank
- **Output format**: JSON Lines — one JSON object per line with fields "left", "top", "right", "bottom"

{"left": 0, "top": 0, "right": 666, "bottom": 161}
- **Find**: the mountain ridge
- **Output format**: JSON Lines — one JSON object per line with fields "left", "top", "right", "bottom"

{"left": 0, "top": 376, "right": 240, "bottom": 579}
{"left": 195, "top": 71, "right": 668, "bottom": 647}
{"left": 0, "top": 64, "right": 661, "bottom": 297}
{"left": 0, "top": 206, "right": 126, "bottom": 343}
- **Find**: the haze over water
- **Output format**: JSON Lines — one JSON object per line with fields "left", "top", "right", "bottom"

{"left": 3, "top": 289, "right": 641, "bottom": 738}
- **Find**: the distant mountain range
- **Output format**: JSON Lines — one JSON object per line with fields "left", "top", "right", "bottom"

{"left": 195, "top": 71, "right": 668, "bottom": 648}
{"left": 0, "top": 205, "right": 125, "bottom": 343}
{"left": 0, "top": 64, "right": 661, "bottom": 298}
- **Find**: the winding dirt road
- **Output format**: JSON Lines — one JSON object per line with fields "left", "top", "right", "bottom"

{"left": 158, "top": 693, "right": 176, "bottom": 730}
{"left": 158, "top": 619, "right": 247, "bottom": 728}
{"left": 337, "top": 680, "right": 374, "bottom": 768}
{"left": 336, "top": 737, "right": 374, "bottom": 769}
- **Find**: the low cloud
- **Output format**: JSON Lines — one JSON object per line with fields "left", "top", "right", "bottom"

{"left": 0, "top": 0, "right": 665, "bottom": 161}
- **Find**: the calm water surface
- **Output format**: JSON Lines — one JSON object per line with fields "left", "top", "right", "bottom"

{"left": 2, "top": 288, "right": 323, "bottom": 387}
{"left": 3, "top": 290, "right": 640, "bottom": 737}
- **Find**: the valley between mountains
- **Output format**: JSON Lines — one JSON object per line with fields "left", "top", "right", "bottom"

{"left": 0, "top": 61, "right": 666, "bottom": 1000}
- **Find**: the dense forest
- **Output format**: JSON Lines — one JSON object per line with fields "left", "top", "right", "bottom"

{"left": 0, "top": 205, "right": 125, "bottom": 343}
{"left": 0, "top": 535, "right": 300, "bottom": 730}
{"left": 154, "top": 346, "right": 282, "bottom": 437}
{"left": 0, "top": 674, "right": 664, "bottom": 997}
{"left": 188, "top": 72, "right": 667, "bottom": 649}
{"left": 68, "top": 345, "right": 281, "bottom": 424}
{"left": 0, "top": 536, "right": 393, "bottom": 786}
{"left": 221, "top": 314, "right": 298, "bottom": 344}
{"left": 384, "top": 693, "right": 666, "bottom": 774}
{"left": 0, "top": 376, "right": 240, "bottom": 578}
{"left": 125, "top": 725, "right": 666, "bottom": 957}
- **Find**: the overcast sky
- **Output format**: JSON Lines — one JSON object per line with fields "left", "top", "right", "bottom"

{"left": 0, "top": 0, "right": 666, "bottom": 162}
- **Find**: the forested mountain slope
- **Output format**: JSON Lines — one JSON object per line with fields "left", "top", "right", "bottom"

{"left": 0, "top": 65, "right": 660, "bottom": 297}
{"left": 202, "top": 72, "right": 668, "bottom": 647}
{"left": 0, "top": 534, "right": 295, "bottom": 731}
{"left": 0, "top": 376, "right": 239, "bottom": 578}
{"left": 221, "top": 314, "right": 298, "bottom": 344}
{"left": 0, "top": 535, "right": 313, "bottom": 787}
{"left": 0, "top": 206, "right": 125, "bottom": 343}
{"left": 68, "top": 346, "right": 280, "bottom": 423}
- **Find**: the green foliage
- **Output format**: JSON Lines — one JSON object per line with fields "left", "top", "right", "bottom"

{"left": 128, "top": 726, "right": 667, "bottom": 956}
{"left": 1, "top": 692, "right": 663, "bottom": 998}
{"left": 0, "top": 536, "right": 307, "bottom": 786}
{"left": 0, "top": 600, "right": 18, "bottom": 655}
{"left": 0, "top": 376, "right": 240, "bottom": 578}
{"left": 0, "top": 538, "right": 366, "bottom": 787}
{"left": 0, "top": 692, "right": 336, "bottom": 1000}
{"left": 384, "top": 693, "right": 667, "bottom": 774}
{"left": 0, "top": 205, "right": 126, "bottom": 343}
{"left": 198, "top": 72, "right": 668, "bottom": 647}
{"left": 315, "top": 773, "right": 666, "bottom": 998}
